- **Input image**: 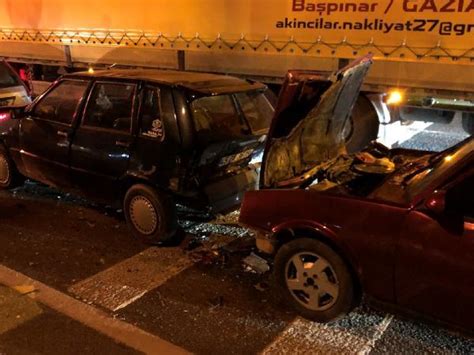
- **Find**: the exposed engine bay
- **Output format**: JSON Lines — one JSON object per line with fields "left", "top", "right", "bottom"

{"left": 308, "top": 142, "right": 400, "bottom": 197}
{"left": 268, "top": 140, "right": 428, "bottom": 197}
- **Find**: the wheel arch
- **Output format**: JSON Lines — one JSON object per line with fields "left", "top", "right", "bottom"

{"left": 118, "top": 174, "right": 167, "bottom": 207}
{"left": 272, "top": 223, "right": 363, "bottom": 303}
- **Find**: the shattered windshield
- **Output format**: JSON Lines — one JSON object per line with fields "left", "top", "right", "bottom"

{"left": 190, "top": 90, "right": 273, "bottom": 143}
{"left": 190, "top": 94, "right": 248, "bottom": 143}
{"left": 235, "top": 91, "right": 274, "bottom": 134}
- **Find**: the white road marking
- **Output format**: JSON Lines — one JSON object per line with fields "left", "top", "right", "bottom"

{"left": 262, "top": 315, "right": 377, "bottom": 354}
{"left": 69, "top": 247, "right": 194, "bottom": 311}
{"left": 0, "top": 263, "right": 189, "bottom": 355}
{"left": 357, "top": 314, "right": 393, "bottom": 354}
{"left": 378, "top": 121, "right": 432, "bottom": 148}
{"left": 261, "top": 310, "right": 395, "bottom": 355}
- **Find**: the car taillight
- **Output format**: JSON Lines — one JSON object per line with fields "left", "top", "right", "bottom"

{"left": 0, "top": 112, "right": 11, "bottom": 121}
{"left": 19, "top": 68, "right": 28, "bottom": 82}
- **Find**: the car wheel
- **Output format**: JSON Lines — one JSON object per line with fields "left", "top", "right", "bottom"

{"left": 274, "top": 238, "right": 355, "bottom": 322}
{"left": 462, "top": 113, "right": 474, "bottom": 135}
{"left": 344, "top": 95, "right": 379, "bottom": 153}
{"left": 0, "top": 146, "right": 23, "bottom": 189}
{"left": 124, "top": 184, "right": 178, "bottom": 244}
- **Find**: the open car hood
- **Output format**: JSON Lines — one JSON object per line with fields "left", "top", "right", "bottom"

{"left": 260, "top": 55, "right": 373, "bottom": 189}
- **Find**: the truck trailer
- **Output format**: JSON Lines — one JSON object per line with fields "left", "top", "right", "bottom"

{"left": 0, "top": 0, "right": 472, "bottom": 149}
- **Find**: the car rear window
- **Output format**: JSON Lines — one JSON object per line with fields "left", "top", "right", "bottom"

{"left": 235, "top": 91, "right": 274, "bottom": 134}
{"left": 0, "top": 63, "right": 21, "bottom": 89}
{"left": 190, "top": 94, "right": 246, "bottom": 143}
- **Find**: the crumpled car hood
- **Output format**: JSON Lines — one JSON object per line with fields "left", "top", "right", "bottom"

{"left": 260, "top": 55, "right": 373, "bottom": 189}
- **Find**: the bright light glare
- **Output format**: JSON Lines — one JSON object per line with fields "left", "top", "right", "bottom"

{"left": 444, "top": 155, "right": 454, "bottom": 162}
{"left": 386, "top": 90, "right": 403, "bottom": 106}
{"left": 0, "top": 113, "right": 10, "bottom": 121}
{"left": 88, "top": 67, "right": 94, "bottom": 74}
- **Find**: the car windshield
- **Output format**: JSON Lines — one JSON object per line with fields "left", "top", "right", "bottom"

{"left": 406, "top": 137, "right": 474, "bottom": 197}
{"left": 0, "top": 64, "right": 21, "bottom": 89}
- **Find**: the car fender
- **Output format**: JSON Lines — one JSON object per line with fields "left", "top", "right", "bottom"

{"left": 119, "top": 171, "right": 176, "bottom": 200}
{"left": 270, "top": 219, "right": 362, "bottom": 284}
{"left": 272, "top": 219, "right": 338, "bottom": 240}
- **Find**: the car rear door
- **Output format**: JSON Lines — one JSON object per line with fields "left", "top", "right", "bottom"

{"left": 19, "top": 79, "right": 89, "bottom": 187}
{"left": 129, "top": 84, "right": 181, "bottom": 190}
{"left": 69, "top": 80, "right": 137, "bottom": 202}
{"left": 395, "top": 168, "right": 474, "bottom": 329}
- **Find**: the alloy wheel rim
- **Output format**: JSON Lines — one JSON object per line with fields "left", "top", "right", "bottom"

{"left": 129, "top": 195, "right": 158, "bottom": 235}
{"left": 0, "top": 155, "right": 10, "bottom": 184}
{"left": 285, "top": 252, "right": 339, "bottom": 311}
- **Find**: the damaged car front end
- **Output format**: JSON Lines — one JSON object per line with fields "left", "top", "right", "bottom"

{"left": 239, "top": 55, "right": 474, "bottom": 330}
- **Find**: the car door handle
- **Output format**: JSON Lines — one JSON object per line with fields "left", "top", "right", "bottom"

{"left": 115, "top": 140, "right": 131, "bottom": 148}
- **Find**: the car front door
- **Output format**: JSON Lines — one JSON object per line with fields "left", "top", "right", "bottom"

{"left": 69, "top": 81, "right": 137, "bottom": 202}
{"left": 395, "top": 168, "right": 474, "bottom": 329}
{"left": 19, "top": 79, "right": 89, "bottom": 187}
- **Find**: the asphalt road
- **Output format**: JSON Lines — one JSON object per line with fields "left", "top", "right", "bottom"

{"left": 0, "top": 119, "right": 472, "bottom": 354}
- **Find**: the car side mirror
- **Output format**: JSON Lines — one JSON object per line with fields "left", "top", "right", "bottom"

{"left": 425, "top": 190, "right": 446, "bottom": 215}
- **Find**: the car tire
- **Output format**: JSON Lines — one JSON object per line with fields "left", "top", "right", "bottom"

{"left": 0, "top": 146, "right": 23, "bottom": 189}
{"left": 462, "top": 113, "right": 474, "bottom": 135}
{"left": 344, "top": 95, "right": 379, "bottom": 153}
{"left": 274, "top": 238, "right": 355, "bottom": 322}
{"left": 124, "top": 184, "right": 178, "bottom": 244}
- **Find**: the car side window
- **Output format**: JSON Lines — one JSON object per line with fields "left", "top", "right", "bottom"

{"left": 33, "top": 80, "right": 89, "bottom": 125}
{"left": 82, "top": 82, "right": 135, "bottom": 132}
{"left": 140, "top": 86, "right": 164, "bottom": 140}
{"left": 445, "top": 172, "right": 474, "bottom": 219}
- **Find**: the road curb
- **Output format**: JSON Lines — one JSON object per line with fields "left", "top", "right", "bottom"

{"left": 0, "top": 263, "right": 189, "bottom": 355}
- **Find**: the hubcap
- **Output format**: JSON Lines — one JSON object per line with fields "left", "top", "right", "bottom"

{"left": 285, "top": 252, "right": 339, "bottom": 311}
{"left": 0, "top": 154, "right": 10, "bottom": 185}
{"left": 129, "top": 195, "right": 158, "bottom": 235}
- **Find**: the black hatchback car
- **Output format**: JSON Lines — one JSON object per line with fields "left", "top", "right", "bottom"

{"left": 0, "top": 69, "right": 274, "bottom": 243}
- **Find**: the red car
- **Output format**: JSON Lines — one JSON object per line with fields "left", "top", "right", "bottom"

{"left": 239, "top": 55, "right": 474, "bottom": 331}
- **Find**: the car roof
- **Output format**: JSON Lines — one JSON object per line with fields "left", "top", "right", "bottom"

{"left": 64, "top": 69, "right": 266, "bottom": 95}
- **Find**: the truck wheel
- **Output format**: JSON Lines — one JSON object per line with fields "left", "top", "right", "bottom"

{"left": 343, "top": 95, "right": 379, "bottom": 153}
{"left": 0, "top": 146, "right": 23, "bottom": 189}
{"left": 274, "top": 238, "right": 356, "bottom": 322}
{"left": 462, "top": 113, "right": 474, "bottom": 135}
{"left": 124, "top": 184, "right": 178, "bottom": 244}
